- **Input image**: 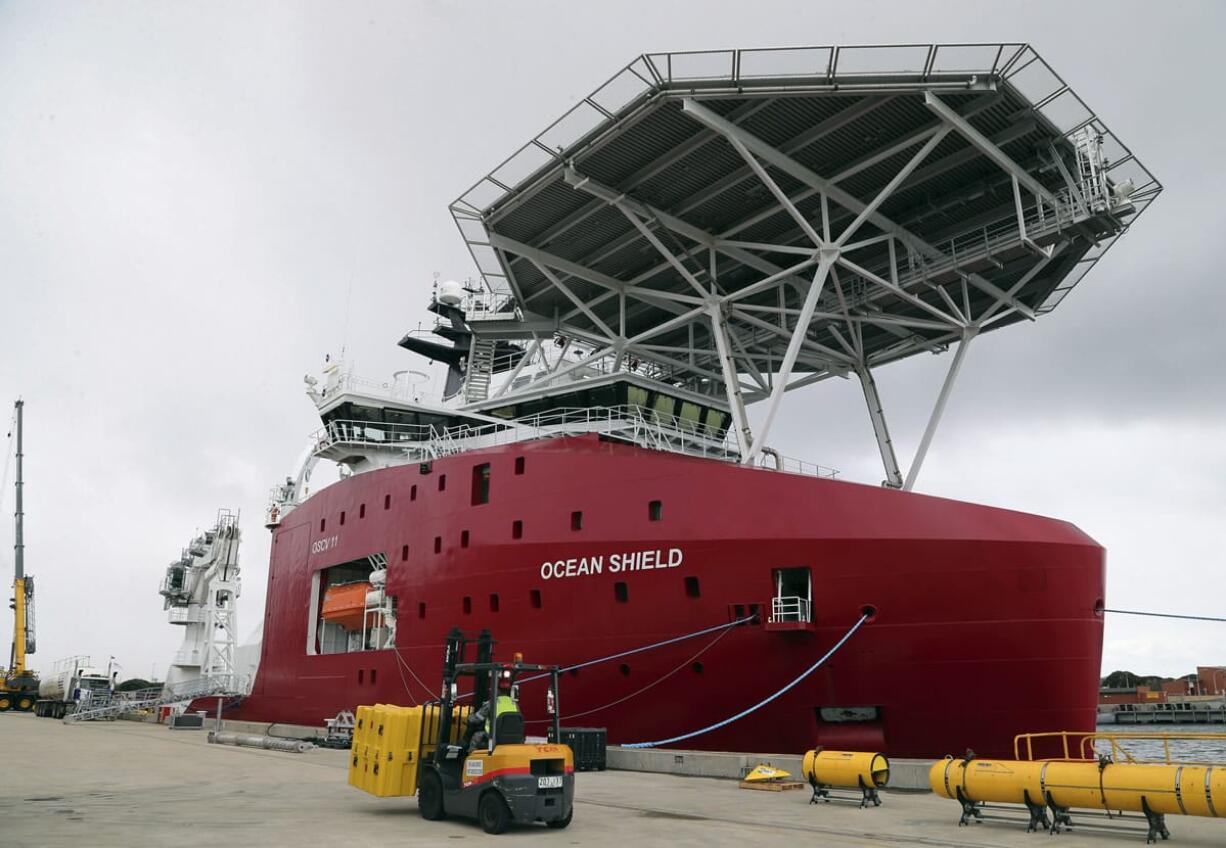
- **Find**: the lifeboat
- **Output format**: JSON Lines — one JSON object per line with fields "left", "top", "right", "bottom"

{"left": 321, "top": 582, "right": 372, "bottom": 630}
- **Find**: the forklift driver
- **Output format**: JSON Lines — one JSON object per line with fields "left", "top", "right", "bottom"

{"left": 467, "top": 670, "right": 520, "bottom": 752}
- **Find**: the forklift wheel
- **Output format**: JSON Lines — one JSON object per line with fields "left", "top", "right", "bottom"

{"left": 419, "top": 771, "right": 446, "bottom": 821}
{"left": 0, "top": 696, "right": 11, "bottom": 712}
{"left": 17, "top": 696, "right": 34, "bottom": 712}
{"left": 478, "top": 790, "right": 511, "bottom": 835}
{"left": 546, "top": 807, "right": 573, "bottom": 829}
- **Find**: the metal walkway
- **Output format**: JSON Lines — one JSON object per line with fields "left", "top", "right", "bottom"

{"left": 63, "top": 674, "right": 247, "bottom": 723}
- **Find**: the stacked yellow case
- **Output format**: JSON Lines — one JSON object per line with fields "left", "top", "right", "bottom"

{"left": 347, "top": 703, "right": 472, "bottom": 798}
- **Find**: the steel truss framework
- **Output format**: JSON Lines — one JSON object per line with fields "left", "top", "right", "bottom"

{"left": 449, "top": 43, "right": 1160, "bottom": 489}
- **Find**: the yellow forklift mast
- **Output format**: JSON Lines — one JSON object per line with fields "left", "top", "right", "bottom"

{"left": 348, "top": 627, "right": 575, "bottom": 833}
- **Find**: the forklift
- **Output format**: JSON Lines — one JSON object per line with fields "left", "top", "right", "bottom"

{"left": 1, "top": 400, "right": 38, "bottom": 713}
{"left": 347, "top": 627, "right": 575, "bottom": 834}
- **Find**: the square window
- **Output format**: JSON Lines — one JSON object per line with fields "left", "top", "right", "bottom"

{"left": 461, "top": 530, "right": 470, "bottom": 548}
{"left": 614, "top": 581, "right": 629, "bottom": 603}
{"left": 512, "top": 520, "right": 523, "bottom": 540}
{"left": 530, "top": 589, "right": 542, "bottom": 609}
{"left": 438, "top": 474, "right": 447, "bottom": 492}
{"left": 471, "top": 463, "right": 491, "bottom": 505}
{"left": 463, "top": 596, "right": 472, "bottom": 614}
{"left": 489, "top": 593, "right": 500, "bottom": 612}
{"left": 685, "top": 576, "right": 700, "bottom": 598}
{"left": 571, "top": 511, "right": 583, "bottom": 531}
{"left": 515, "top": 456, "right": 525, "bottom": 475}
{"left": 649, "top": 500, "right": 663, "bottom": 521}
{"left": 434, "top": 536, "right": 442, "bottom": 554}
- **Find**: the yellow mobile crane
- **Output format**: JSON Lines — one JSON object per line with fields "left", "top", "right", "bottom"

{"left": 1, "top": 400, "right": 38, "bottom": 712}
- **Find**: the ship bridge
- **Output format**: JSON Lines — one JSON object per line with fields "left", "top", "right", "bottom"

{"left": 449, "top": 43, "right": 1160, "bottom": 490}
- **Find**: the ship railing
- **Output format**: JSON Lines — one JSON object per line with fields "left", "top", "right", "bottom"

{"left": 166, "top": 606, "right": 206, "bottom": 624}
{"left": 316, "top": 369, "right": 429, "bottom": 406}
{"left": 306, "top": 406, "right": 839, "bottom": 481}
{"left": 463, "top": 286, "right": 519, "bottom": 323}
{"left": 769, "top": 595, "right": 811, "bottom": 624}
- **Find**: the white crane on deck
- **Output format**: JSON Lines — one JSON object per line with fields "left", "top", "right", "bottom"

{"left": 158, "top": 509, "right": 244, "bottom": 694}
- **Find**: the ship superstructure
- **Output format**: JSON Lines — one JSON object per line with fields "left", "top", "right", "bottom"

{"left": 242, "top": 44, "right": 1160, "bottom": 758}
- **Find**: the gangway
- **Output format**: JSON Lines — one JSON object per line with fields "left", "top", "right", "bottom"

{"left": 63, "top": 674, "right": 247, "bottom": 723}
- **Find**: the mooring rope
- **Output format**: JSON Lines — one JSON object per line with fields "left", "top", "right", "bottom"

{"left": 525, "top": 620, "right": 736, "bottom": 725}
{"left": 389, "top": 614, "right": 758, "bottom": 704}
{"left": 515, "top": 614, "right": 758, "bottom": 687}
{"left": 1102, "top": 608, "right": 1226, "bottom": 623}
{"left": 623, "top": 612, "right": 870, "bottom": 749}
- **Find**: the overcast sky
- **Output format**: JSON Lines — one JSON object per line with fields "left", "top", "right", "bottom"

{"left": 1, "top": 1, "right": 1222, "bottom": 685}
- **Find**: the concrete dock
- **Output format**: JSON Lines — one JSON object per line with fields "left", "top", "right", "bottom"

{"left": 3, "top": 712, "right": 1224, "bottom": 847}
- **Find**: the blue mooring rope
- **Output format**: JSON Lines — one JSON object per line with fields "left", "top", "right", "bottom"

{"left": 622, "top": 612, "right": 871, "bottom": 749}
{"left": 1102, "top": 608, "right": 1226, "bottom": 623}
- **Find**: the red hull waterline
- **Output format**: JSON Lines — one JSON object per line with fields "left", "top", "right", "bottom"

{"left": 233, "top": 435, "right": 1104, "bottom": 759}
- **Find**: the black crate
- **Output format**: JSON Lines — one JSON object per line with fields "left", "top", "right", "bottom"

{"left": 550, "top": 726, "right": 607, "bottom": 771}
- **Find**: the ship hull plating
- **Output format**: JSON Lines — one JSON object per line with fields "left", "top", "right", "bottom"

{"left": 234, "top": 435, "right": 1104, "bottom": 759}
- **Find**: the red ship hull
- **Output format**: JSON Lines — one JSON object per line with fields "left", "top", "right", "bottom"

{"left": 233, "top": 434, "right": 1104, "bottom": 758}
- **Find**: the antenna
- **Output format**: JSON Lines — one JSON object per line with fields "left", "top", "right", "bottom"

{"left": 340, "top": 277, "right": 354, "bottom": 361}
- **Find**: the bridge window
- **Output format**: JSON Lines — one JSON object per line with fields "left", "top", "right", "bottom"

{"left": 571, "top": 511, "right": 583, "bottom": 531}
{"left": 340, "top": 511, "right": 346, "bottom": 526}
{"left": 489, "top": 593, "right": 500, "bottom": 612}
{"left": 384, "top": 494, "right": 391, "bottom": 510}
{"left": 648, "top": 500, "right": 662, "bottom": 521}
{"left": 472, "top": 463, "right": 491, "bottom": 505}
{"left": 461, "top": 530, "right": 470, "bottom": 548}
{"left": 418, "top": 602, "right": 426, "bottom": 619}
{"left": 359, "top": 503, "right": 366, "bottom": 519}
{"left": 679, "top": 402, "right": 701, "bottom": 433}
{"left": 463, "top": 596, "right": 472, "bottom": 614}
{"left": 530, "top": 589, "right": 542, "bottom": 609}
{"left": 614, "top": 581, "right": 629, "bottom": 603}
{"left": 320, "top": 518, "right": 326, "bottom": 532}
{"left": 401, "top": 545, "right": 409, "bottom": 561}
{"left": 438, "top": 474, "right": 447, "bottom": 492}
{"left": 515, "top": 456, "right": 526, "bottom": 475}
{"left": 512, "top": 520, "right": 523, "bottom": 540}
{"left": 685, "top": 576, "right": 700, "bottom": 598}
{"left": 434, "top": 536, "right": 442, "bottom": 554}
{"left": 410, "top": 485, "right": 417, "bottom": 501}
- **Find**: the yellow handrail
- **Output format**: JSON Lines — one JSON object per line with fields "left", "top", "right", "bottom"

{"left": 1014, "top": 730, "right": 1226, "bottom": 765}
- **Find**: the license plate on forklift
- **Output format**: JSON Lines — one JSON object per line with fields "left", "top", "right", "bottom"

{"left": 537, "top": 775, "right": 564, "bottom": 789}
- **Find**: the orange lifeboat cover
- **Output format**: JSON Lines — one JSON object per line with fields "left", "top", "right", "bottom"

{"left": 321, "top": 582, "right": 371, "bottom": 630}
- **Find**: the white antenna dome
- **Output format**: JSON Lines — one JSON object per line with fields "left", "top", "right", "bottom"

{"left": 437, "top": 279, "right": 464, "bottom": 306}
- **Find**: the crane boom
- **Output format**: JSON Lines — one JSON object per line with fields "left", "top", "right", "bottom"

{"left": 2, "top": 399, "right": 38, "bottom": 712}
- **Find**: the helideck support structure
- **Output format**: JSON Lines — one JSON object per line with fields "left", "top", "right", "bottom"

{"left": 449, "top": 44, "right": 1160, "bottom": 489}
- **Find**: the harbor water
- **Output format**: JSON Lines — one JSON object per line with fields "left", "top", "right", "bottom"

{"left": 1093, "top": 722, "right": 1226, "bottom": 763}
